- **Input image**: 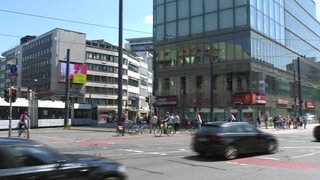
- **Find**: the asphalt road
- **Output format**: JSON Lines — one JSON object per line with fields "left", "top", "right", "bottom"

{"left": 1, "top": 123, "right": 319, "bottom": 180}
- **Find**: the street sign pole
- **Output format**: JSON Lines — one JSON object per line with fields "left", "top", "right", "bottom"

{"left": 8, "top": 87, "right": 12, "bottom": 137}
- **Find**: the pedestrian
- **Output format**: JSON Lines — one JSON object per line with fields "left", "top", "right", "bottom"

{"left": 229, "top": 113, "right": 236, "bottom": 122}
{"left": 265, "top": 114, "right": 269, "bottom": 129}
{"left": 302, "top": 115, "right": 307, "bottom": 129}
{"left": 184, "top": 114, "right": 191, "bottom": 132}
{"left": 256, "top": 112, "right": 261, "bottom": 128}
{"left": 173, "top": 113, "right": 180, "bottom": 133}
{"left": 18, "top": 111, "right": 29, "bottom": 136}
{"left": 287, "top": 116, "right": 292, "bottom": 129}
{"left": 151, "top": 113, "right": 158, "bottom": 131}
{"left": 195, "top": 112, "right": 202, "bottom": 131}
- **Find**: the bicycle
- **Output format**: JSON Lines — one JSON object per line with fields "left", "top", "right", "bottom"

{"left": 154, "top": 121, "right": 174, "bottom": 137}
{"left": 186, "top": 124, "right": 197, "bottom": 136}
{"left": 127, "top": 123, "right": 148, "bottom": 135}
{"left": 18, "top": 124, "right": 28, "bottom": 138}
{"left": 115, "top": 122, "right": 149, "bottom": 136}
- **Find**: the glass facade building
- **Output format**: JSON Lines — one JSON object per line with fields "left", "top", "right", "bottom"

{"left": 153, "top": 0, "right": 320, "bottom": 122}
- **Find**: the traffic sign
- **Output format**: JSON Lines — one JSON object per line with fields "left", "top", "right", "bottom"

{"left": 10, "top": 65, "right": 17, "bottom": 74}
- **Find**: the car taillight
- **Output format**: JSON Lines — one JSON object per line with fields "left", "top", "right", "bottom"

{"left": 209, "top": 135, "right": 223, "bottom": 141}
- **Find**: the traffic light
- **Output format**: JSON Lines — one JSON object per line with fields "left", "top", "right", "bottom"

{"left": 69, "top": 78, "right": 73, "bottom": 88}
{"left": 145, "top": 96, "right": 149, "bottom": 103}
{"left": 4, "top": 89, "right": 9, "bottom": 102}
{"left": 11, "top": 88, "right": 17, "bottom": 103}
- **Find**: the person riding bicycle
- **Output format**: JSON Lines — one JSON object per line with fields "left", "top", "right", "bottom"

{"left": 161, "top": 112, "right": 174, "bottom": 133}
{"left": 18, "top": 111, "right": 29, "bottom": 136}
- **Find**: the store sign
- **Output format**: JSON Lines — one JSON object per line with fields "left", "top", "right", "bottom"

{"left": 156, "top": 96, "right": 178, "bottom": 106}
{"left": 305, "top": 101, "right": 316, "bottom": 109}
{"left": 256, "top": 94, "right": 266, "bottom": 104}
{"left": 277, "top": 99, "right": 288, "bottom": 105}
{"left": 231, "top": 92, "right": 266, "bottom": 105}
{"left": 231, "top": 93, "right": 255, "bottom": 104}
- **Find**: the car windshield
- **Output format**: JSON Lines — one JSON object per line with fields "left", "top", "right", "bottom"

{"left": 9, "top": 145, "right": 72, "bottom": 167}
{"left": 199, "top": 125, "right": 223, "bottom": 134}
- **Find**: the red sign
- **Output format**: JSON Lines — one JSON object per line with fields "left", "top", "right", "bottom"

{"left": 256, "top": 94, "right": 266, "bottom": 104}
{"left": 305, "top": 101, "right": 316, "bottom": 109}
{"left": 231, "top": 93, "right": 266, "bottom": 105}
{"left": 277, "top": 99, "right": 288, "bottom": 105}
{"left": 231, "top": 93, "right": 255, "bottom": 104}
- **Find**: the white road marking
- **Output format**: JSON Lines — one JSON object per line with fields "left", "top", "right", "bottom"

{"left": 256, "top": 157, "right": 279, "bottom": 160}
{"left": 281, "top": 146, "right": 320, "bottom": 149}
{"left": 292, "top": 152, "right": 319, "bottom": 159}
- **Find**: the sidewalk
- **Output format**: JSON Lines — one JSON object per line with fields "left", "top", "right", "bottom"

{"left": 259, "top": 123, "right": 319, "bottom": 134}
{"left": 1, "top": 122, "right": 318, "bottom": 138}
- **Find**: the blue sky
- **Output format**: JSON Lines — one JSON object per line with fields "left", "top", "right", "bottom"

{"left": 1, "top": 0, "right": 320, "bottom": 54}
{"left": 0, "top": 0, "right": 153, "bottom": 53}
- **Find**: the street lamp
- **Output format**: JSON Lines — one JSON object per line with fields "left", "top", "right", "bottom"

{"left": 210, "top": 56, "right": 218, "bottom": 121}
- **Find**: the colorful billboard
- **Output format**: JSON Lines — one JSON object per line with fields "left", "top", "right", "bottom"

{"left": 59, "top": 62, "right": 87, "bottom": 84}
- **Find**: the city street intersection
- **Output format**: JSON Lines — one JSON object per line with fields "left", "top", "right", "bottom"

{"left": 1, "top": 123, "right": 319, "bottom": 180}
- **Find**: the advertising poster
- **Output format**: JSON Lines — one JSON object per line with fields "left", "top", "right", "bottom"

{"left": 60, "top": 62, "right": 87, "bottom": 84}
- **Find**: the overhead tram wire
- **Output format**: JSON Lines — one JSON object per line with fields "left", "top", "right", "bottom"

{"left": 0, "top": 9, "right": 152, "bottom": 35}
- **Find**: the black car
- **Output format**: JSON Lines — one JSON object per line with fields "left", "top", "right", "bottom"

{"left": 192, "top": 122, "right": 278, "bottom": 160}
{"left": 0, "top": 138, "right": 127, "bottom": 180}
{"left": 313, "top": 124, "right": 320, "bottom": 141}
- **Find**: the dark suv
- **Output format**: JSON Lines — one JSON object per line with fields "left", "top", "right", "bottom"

{"left": 0, "top": 138, "right": 127, "bottom": 180}
{"left": 192, "top": 122, "right": 278, "bottom": 160}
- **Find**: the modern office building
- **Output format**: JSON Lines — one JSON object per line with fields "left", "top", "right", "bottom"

{"left": 1, "top": 28, "right": 152, "bottom": 121}
{"left": 153, "top": 0, "right": 320, "bottom": 122}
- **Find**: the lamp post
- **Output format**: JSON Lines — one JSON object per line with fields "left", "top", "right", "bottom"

{"left": 297, "top": 57, "right": 302, "bottom": 117}
{"left": 210, "top": 56, "right": 217, "bottom": 121}
{"left": 210, "top": 59, "right": 214, "bottom": 121}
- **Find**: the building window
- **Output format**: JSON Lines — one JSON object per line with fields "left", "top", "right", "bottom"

{"left": 204, "top": 0, "right": 217, "bottom": 13}
{"left": 166, "top": 1, "right": 176, "bottom": 22}
{"left": 191, "top": 15, "right": 203, "bottom": 34}
{"left": 196, "top": 76, "right": 202, "bottom": 89}
{"left": 235, "top": 7, "right": 247, "bottom": 27}
{"left": 128, "top": 78, "right": 139, "bottom": 87}
{"left": 220, "top": 9, "right": 233, "bottom": 29}
{"left": 164, "top": 78, "right": 170, "bottom": 89}
{"left": 181, "top": 77, "right": 186, "bottom": 95}
{"left": 219, "top": 0, "right": 233, "bottom": 10}
{"left": 178, "top": 19, "right": 189, "bottom": 37}
{"left": 166, "top": 21, "right": 177, "bottom": 39}
{"left": 128, "top": 63, "right": 139, "bottom": 73}
{"left": 191, "top": 0, "right": 202, "bottom": 16}
{"left": 178, "top": 0, "right": 189, "bottom": 18}
{"left": 205, "top": 12, "right": 218, "bottom": 32}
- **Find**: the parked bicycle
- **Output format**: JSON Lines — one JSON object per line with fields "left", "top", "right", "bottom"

{"left": 186, "top": 123, "right": 197, "bottom": 136}
{"left": 127, "top": 123, "right": 149, "bottom": 135}
{"left": 115, "top": 121, "right": 149, "bottom": 136}
{"left": 154, "top": 120, "right": 174, "bottom": 137}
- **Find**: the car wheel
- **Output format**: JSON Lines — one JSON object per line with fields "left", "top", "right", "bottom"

{"left": 266, "top": 141, "right": 277, "bottom": 154}
{"left": 313, "top": 126, "right": 320, "bottom": 141}
{"left": 224, "top": 145, "right": 238, "bottom": 160}
{"left": 197, "top": 152, "right": 206, "bottom": 157}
